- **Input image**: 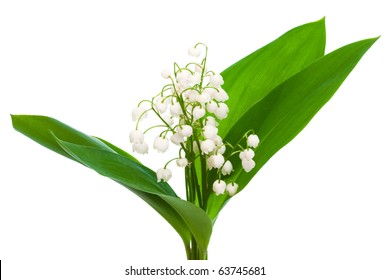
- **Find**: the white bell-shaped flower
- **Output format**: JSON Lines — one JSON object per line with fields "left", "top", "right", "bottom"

{"left": 153, "top": 136, "right": 169, "bottom": 153}
{"left": 200, "top": 139, "right": 215, "bottom": 154}
{"left": 129, "top": 129, "right": 144, "bottom": 144}
{"left": 162, "top": 115, "right": 174, "bottom": 126}
{"left": 203, "top": 125, "right": 218, "bottom": 139}
{"left": 188, "top": 47, "right": 201, "bottom": 57}
{"left": 170, "top": 102, "right": 183, "bottom": 117}
{"left": 196, "top": 91, "right": 211, "bottom": 105}
{"left": 209, "top": 73, "right": 224, "bottom": 87}
{"left": 161, "top": 69, "right": 170, "bottom": 79}
{"left": 189, "top": 73, "right": 201, "bottom": 85}
{"left": 155, "top": 97, "right": 168, "bottom": 114}
{"left": 212, "top": 135, "right": 223, "bottom": 146}
{"left": 247, "top": 134, "right": 260, "bottom": 148}
{"left": 156, "top": 168, "right": 172, "bottom": 182}
{"left": 176, "top": 71, "right": 190, "bottom": 84}
{"left": 214, "top": 103, "right": 229, "bottom": 120}
{"left": 214, "top": 89, "right": 229, "bottom": 102}
{"left": 176, "top": 157, "right": 188, "bottom": 167}
{"left": 206, "top": 101, "right": 218, "bottom": 113}
{"left": 242, "top": 158, "right": 255, "bottom": 172}
{"left": 213, "top": 180, "right": 226, "bottom": 195}
{"left": 217, "top": 145, "right": 226, "bottom": 155}
{"left": 226, "top": 182, "right": 238, "bottom": 196}
{"left": 132, "top": 106, "right": 148, "bottom": 122}
{"left": 239, "top": 148, "right": 255, "bottom": 160}
{"left": 177, "top": 125, "right": 193, "bottom": 138}
{"left": 204, "top": 87, "right": 217, "bottom": 99}
{"left": 170, "top": 133, "right": 185, "bottom": 145}
{"left": 208, "top": 154, "right": 224, "bottom": 169}
{"left": 222, "top": 160, "right": 233, "bottom": 175}
{"left": 132, "top": 142, "right": 148, "bottom": 154}
{"left": 204, "top": 116, "right": 218, "bottom": 127}
{"left": 193, "top": 106, "right": 206, "bottom": 120}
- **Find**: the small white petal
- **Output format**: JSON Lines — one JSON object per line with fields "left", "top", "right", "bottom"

{"left": 213, "top": 180, "right": 226, "bottom": 195}
{"left": 188, "top": 47, "right": 201, "bottom": 57}
{"left": 247, "top": 134, "right": 260, "bottom": 148}
{"left": 226, "top": 182, "right": 239, "bottom": 196}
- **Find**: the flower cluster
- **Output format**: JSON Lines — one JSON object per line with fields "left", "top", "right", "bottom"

{"left": 129, "top": 43, "right": 260, "bottom": 197}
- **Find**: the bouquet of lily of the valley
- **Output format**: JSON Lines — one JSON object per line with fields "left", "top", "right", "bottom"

{"left": 12, "top": 19, "right": 377, "bottom": 260}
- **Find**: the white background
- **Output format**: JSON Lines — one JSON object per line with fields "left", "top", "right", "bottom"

{"left": 1, "top": 0, "right": 389, "bottom": 279}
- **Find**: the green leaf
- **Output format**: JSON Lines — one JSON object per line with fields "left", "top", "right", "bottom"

{"left": 205, "top": 37, "right": 379, "bottom": 221}
{"left": 57, "top": 140, "right": 212, "bottom": 256}
{"left": 12, "top": 115, "right": 212, "bottom": 255}
{"left": 218, "top": 18, "right": 326, "bottom": 138}
{"left": 11, "top": 115, "right": 115, "bottom": 160}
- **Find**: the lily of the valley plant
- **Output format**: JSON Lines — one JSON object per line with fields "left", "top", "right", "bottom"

{"left": 12, "top": 19, "right": 377, "bottom": 260}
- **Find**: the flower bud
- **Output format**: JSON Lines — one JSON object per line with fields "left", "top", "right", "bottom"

{"left": 213, "top": 180, "right": 226, "bottom": 195}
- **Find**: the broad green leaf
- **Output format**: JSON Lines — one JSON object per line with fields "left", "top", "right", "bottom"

{"left": 11, "top": 115, "right": 115, "bottom": 160}
{"left": 12, "top": 115, "right": 212, "bottom": 254}
{"left": 218, "top": 18, "right": 326, "bottom": 137}
{"left": 57, "top": 140, "right": 212, "bottom": 255}
{"left": 207, "top": 38, "right": 378, "bottom": 221}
